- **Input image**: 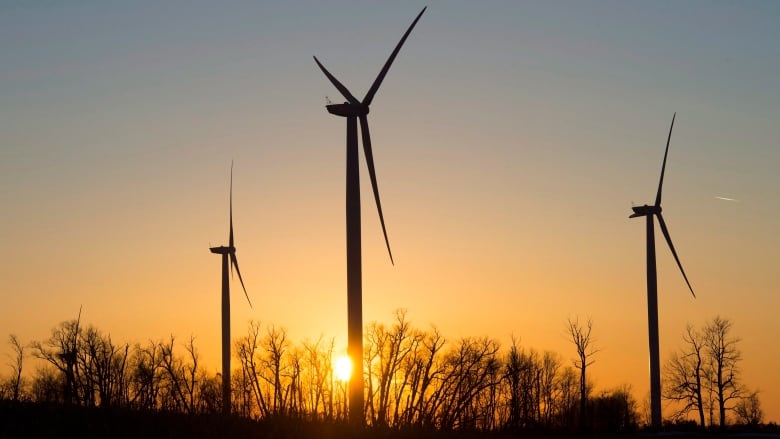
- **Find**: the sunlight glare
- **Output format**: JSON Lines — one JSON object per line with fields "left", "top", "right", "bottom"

{"left": 334, "top": 355, "right": 352, "bottom": 382}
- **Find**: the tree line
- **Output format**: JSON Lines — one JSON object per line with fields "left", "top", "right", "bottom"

{"left": 0, "top": 310, "right": 765, "bottom": 431}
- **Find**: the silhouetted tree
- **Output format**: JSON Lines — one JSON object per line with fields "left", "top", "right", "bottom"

{"left": 127, "top": 339, "right": 166, "bottom": 410}
{"left": 76, "top": 326, "right": 129, "bottom": 407}
{"left": 4, "top": 334, "right": 26, "bottom": 402}
{"left": 235, "top": 322, "right": 321, "bottom": 418}
{"left": 8, "top": 310, "right": 712, "bottom": 435}
{"left": 555, "top": 366, "right": 581, "bottom": 429}
{"left": 589, "top": 385, "right": 639, "bottom": 432}
{"left": 262, "top": 325, "right": 291, "bottom": 414}
{"left": 664, "top": 324, "right": 706, "bottom": 426}
{"left": 300, "top": 336, "right": 335, "bottom": 419}
{"left": 197, "top": 372, "right": 222, "bottom": 414}
{"left": 30, "top": 317, "right": 82, "bottom": 404}
{"left": 365, "top": 309, "right": 422, "bottom": 427}
{"left": 29, "top": 367, "right": 64, "bottom": 403}
{"left": 536, "top": 351, "right": 561, "bottom": 426}
{"left": 566, "top": 316, "right": 598, "bottom": 430}
{"left": 433, "top": 336, "right": 500, "bottom": 430}
{"left": 504, "top": 339, "right": 541, "bottom": 429}
{"left": 235, "top": 320, "right": 269, "bottom": 417}
{"left": 398, "top": 325, "right": 445, "bottom": 427}
{"left": 182, "top": 336, "right": 201, "bottom": 412}
{"left": 733, "top": 391, "right": 763, "bottom": 426}
{"left": 664, "top": 316, "right": 752, "bottom": 428}
{"left": 159, "top": 335, "right": 204, "bottom": 414}
{"left": 704, "top": 316, "right": 743, "bottom": 427}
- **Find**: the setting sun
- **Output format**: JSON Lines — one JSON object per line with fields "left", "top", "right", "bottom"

{"left": 334, "top": 355, "right": 353, "bottom": 382}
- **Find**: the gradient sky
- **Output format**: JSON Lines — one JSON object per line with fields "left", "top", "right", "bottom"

{"left": 2, "top": 1, "right": 779, "bottom": 423}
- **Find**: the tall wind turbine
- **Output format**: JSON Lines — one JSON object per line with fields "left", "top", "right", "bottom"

{"left": 314, "top": 6, "right": 426, "bottom": 425}
{"left": 210, "top": 162, "right": 252, "bottom": 416}
{"left": 629, "top": 113, "right": 695, "bottom": 430}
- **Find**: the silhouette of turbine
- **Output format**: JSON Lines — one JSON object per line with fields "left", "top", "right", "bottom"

{"left": 629, "top": 113, "right": 695, "bottom": 430}
{"left": 314, "top": 6, "right": 426, "bottom": 425}
{"left": 210, "top": 162, "right": 252, "bottom": 416}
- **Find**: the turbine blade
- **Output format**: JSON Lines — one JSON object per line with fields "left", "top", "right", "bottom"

{"left": 656, "top": 213, "right": 695, "bottom": 298}
{"left": 313, "top": 56, "right": 359, "bottom": 104}
{"left": 360, "top": 115, "right": 394, "bottom": 265}
{"left": 655, "top": 113, "right": 676, "bottom": 206}
{"left": 362, "top": 6, "right": 426, "bottom": 106}
{"left": 230, "top": 253, "right": 252, "bottom": 308}
{"left": 229, "top": 161, "right": 234, "bottom": 248}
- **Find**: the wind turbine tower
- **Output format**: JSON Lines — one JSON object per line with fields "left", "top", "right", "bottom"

{"left": 629, "top": 113, "right": 696, "bottom": 430}
{"left": 210, "top": 162, "right": 252, "bottom": 416}
{"left": 314, "top": 7, "right": 426, "bottom": 425}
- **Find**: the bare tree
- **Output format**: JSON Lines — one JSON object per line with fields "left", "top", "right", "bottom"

{"left": 262, "top": 325, "right": 290, "bottom": 414}
{"left": 664, "top": 324, "right": 706, "bottom": 426}
{"left": 365, "top": 309, "right": 421, "bottom": 427}
{"left": 235, "top": 320, "right": 269, "bottom": 417}
{"left": 538, "top": 351, "right": 564, "bottom": 426}
{"left": 299, "top": 335, "right": 334, "bottom": 419}
{"left": 14, "top": 311, "right": 676, "bottom": 433}
{"left": 77, "top": 326, "right": 129, "bottom": 408}
{"left": 432, "top": 336, "right": 500, "bottom": 430}
{"left": 703, "top": 316, "right": 743, "bottom": 427}
{"left": 30, "top": 316, "right": 82, "bottom": 405}
{"left": 159, "top": 335, "right": 199, "bottom": 413}
{"left": 566, "top": 317, "right": 598, "bottom": 430}
{"left": 504, "top": 338, "right": 540, "bottom": 428}
{"left": 400, "top": 325, "right": 445, "bottom": 428}
{"left": 182, "top": 336, "right": 201, "bottom": 412}
{"left": 556, "top": 366, "right": 581, "bottom": 428}
{"left": 6, "top": 334, "right": 26, "bottom": 402}
{"left": 127, "top": 339, "right": 166, "bottom": 410}
{"left": 664, "top": 316, "right": 749, "bottom": 428}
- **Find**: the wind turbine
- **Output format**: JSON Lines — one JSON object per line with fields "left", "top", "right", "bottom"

{"left": 313, "top": 6, "right": 426, "bottom": 425}
{"left": 629, "top": 113, "right": 695, "bottom": 430}
{"left": 210, "top": 162, "right": 252, "bottom": 416}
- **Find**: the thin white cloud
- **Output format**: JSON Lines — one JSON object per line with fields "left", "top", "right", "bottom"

{"left": 714, "top": 196, "right": 739, "bottom": 202}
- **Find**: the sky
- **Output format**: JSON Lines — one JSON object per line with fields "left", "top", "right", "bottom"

{"left": 1, "top": 0, "right": 779, "bottom": 423}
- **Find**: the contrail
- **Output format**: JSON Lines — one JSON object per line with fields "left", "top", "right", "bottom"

{"left": 715, "top": 196, "right": 739, "bottom": 202}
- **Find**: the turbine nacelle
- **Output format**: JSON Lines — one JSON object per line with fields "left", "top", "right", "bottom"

{"left": 210, "top": 245, "right": 235, "bottom": 255}
{"left": 629, "top": 204, "right": 661, "bottom": 218}
{"left": 326, "top": 102, "right": 370, "bottom": 118}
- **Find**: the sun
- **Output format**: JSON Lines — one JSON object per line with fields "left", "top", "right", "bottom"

{"left": 334, "top": 355, "right": 353, "bottom": 382}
